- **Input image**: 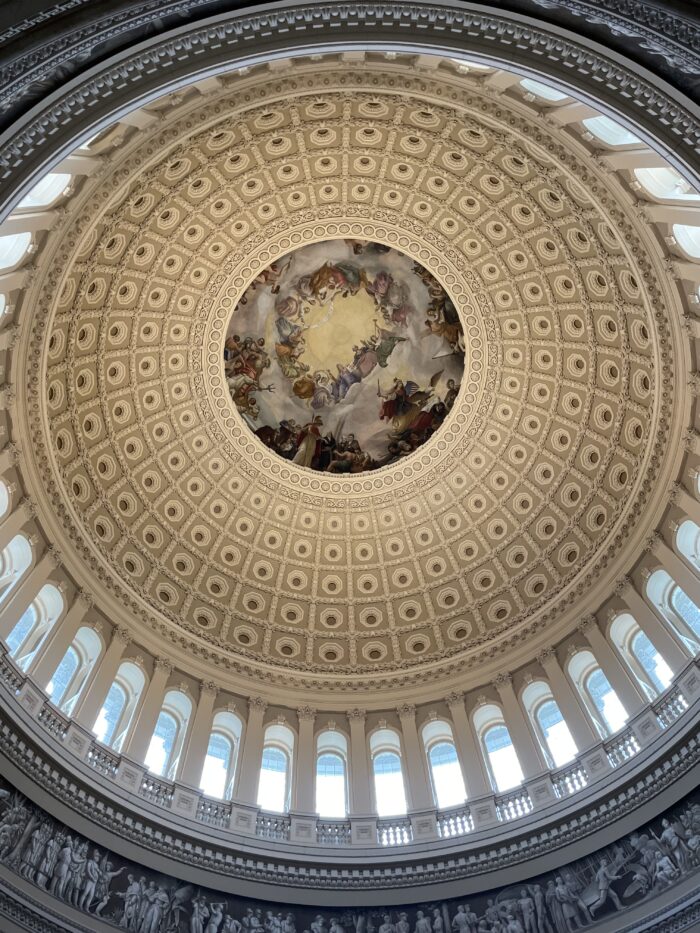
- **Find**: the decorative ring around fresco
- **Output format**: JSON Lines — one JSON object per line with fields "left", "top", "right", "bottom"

{"left": 206, "top": 226, "right": 485, "bottom": 491}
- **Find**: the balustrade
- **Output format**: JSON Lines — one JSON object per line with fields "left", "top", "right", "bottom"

{"left": 256, "top": 812, "right": 290, "bottom": 841}
{"left": 653, "top": 686, "right": 689, "bottom": 727}
{"left": 605, "top": 728, "right": 641, "bottom": 766}
{"left": 495, "top": 788, "right": 533, "bottom": 821}
{"left": 377, "top": 817, "right": 413, "bottom": 846}
{"left": 316, "top": 820, "right": 352, "bottom": 846}
{"left": 552, "top": 763, "right": 588, "bottom": 798}
{"left": 0, "top": 641, "right": 698, "bottom": 851}
{"left": 437, "top": 805, "right": 474, "bottom": 838}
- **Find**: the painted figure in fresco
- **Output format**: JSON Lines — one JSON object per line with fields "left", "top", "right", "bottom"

{"left": 588, "top": 857, "right": 623, "bottom": 917}
{"left": 49, "top": 835, "right": 73, "bottom": 899}
{"left": 414, "top": 910, "right": 432, "bottom": 933}
{"left": 529, "top": 885, "right": 553, "bottom": 933}
{"left": 660, "top": 817, "right": 693, "bottom": 872}
{"left": 653, "top": 850, "right": 680, "bottom": 887}
{"left": 517, "top": 891, "right": 537, "bottom": 933}
{"left": 118, "top": 873, "right": 142, "bottom": 929}
{"left": 378, "top": 914, "right": 396, "bottom": 933}
{"left": 191, "top": 894, "right": 211, "bottom": 933}
{"left": 293, "top": 416, "right": 324, "bottom": 468}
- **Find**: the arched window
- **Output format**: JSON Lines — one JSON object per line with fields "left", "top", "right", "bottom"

{"left": 421, "top": 719, "right": 467, "bottom": 808}
{"left": 144, "top": 689, "right": 192, "bottom": 779}
{"left": 257, "top": 723, "right": 294, "bottom": 813}
{"left": 609, "top": 613, "right": 673, "bottom": 700}
{"left": 315, "top": 730, "right": 348, "bottom": 818}
{"left": 568, "top": 650, "right": 627, "bottom": 738}
{"left": 16, "top": 173, "right": 71, "bottom": 211}
{"left": 0, "top": 479, "right": 12, "bottom": 523}
{"left": 520, "top": 78, "right": 568, "bottom": 101}
{"left": 370, "top": 728, "right": 407, "bottom": 816}
{"left": 673, "top": 224, "right": 700, "bottom": 260}
{"left": 46, "top": 625, "right": 102, "bottom": 713}
{"left": 522, "top": 681, "right": 577, "bottom": 768}
{"left": 634, "top": 168, "right": 700, "bottom": 202}
{"left": 676, "top": 518, "right": 700, "bottom": 575}
{"left": 200, "top": 710, "right": 242, "bottom": 800}
{"left": 582, "top": 115, "right": 640, "bottom": 146}
{"left": 0, "top": 533, "right": 32, "bottom": 605}
{"left": 0, "top": 233, "right": 32, "bottom": 273}
{"left": 473, "top": 704, "right": 524, "bottom": 793}
{"left": 5, "top": 582, "right": 64, "bottom": 670}
{"left": 646, "top": 568, "right": 700, "bottom": 654}
{"left": 92, "top": 660, "right": 145, "bottom": 750}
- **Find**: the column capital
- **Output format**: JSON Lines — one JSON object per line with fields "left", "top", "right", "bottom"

{"left": 577, "top": 614, "right": 596, "bottom": 634}
{"left": 445, "top": 691, "right": 465, "bottom": 708}
{"left": 46, "top": 545, "right": 63, "bottom": 568}
{"left": 200, "top": 680, "right": 218, "bottom": 697}
{"left": 492, "top": 671, "right": 512, "bottom": 690}
{"left": 643, "top": 530, "right": 661, "bottom": 553}
{"left": 346, "top": 708, "right": 366, "bottom": 722}
{"left": 396, "top": 703, "right": 416, "bottom": 720}
{"left": 297, "top": 705, "right": 316, "bottom": 722}
{"left": 668, "top": 482, "right": 682, "bottom": 505}
{"left": 113, "top": 625, "right": 131, "bottom": 646}
{"left": 77, "top": 589, "right": 94, "bottom": 611}
{"left": 614, "top": 575, "right": 631, "bottom": 597}
{"left": 154, "top": 656, "right": 173, "bottom": 674}
{"left": 248, "top": 695, "right": 268, "bottom": 713}
{"left": 18, "top": 495, "right": 35, "bottom": 516}
{"left": 537, "top": 647, "right": 555, "bottom": 665}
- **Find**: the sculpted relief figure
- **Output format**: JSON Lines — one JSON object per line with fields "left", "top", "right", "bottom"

{"left": 0, "top": 775, "right": 699, "bottom": 931}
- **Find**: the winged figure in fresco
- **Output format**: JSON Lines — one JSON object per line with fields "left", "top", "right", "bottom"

{"left": 378, "top": 371, "right": 443, "bottom": 434}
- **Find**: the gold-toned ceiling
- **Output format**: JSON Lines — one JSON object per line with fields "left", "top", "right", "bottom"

{"left": 29, "top": 63, "right": 673, "bottom": 689}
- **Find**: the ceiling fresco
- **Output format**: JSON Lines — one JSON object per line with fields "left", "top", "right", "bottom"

{"left": 224, "top": 240, "right": 465, "bottom": 473}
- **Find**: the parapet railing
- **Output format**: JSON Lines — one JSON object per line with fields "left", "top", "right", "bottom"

{"left": 1, "top": 646, "right": 698, "bottom": 851}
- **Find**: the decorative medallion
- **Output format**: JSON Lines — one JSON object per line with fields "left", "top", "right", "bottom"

{"left": 224, "top": 239, "right": 465, "bottom": 472}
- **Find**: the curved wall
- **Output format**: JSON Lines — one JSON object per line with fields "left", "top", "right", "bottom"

{"left": 1, "top": 769, "right": 700, "bottom": 933}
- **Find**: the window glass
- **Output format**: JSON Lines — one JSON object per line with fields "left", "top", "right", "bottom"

{"left": 520, "top": 78, "right": 568, "bottom": 101}
{"left": 582, "top": 116, "right": 641, "bottom": 146}
{"left": 6, "top": 605, "right": 37, "bottom": 658}
{"left": 372, "top": 751, "right": 407, "bottom": 816}
{"left": 482, "top": 724, "right": 524, "bottom": 792}
{"left": 200, "top": 732, "right": 233, "bottom": 799}
{"left": 316, "top": 752, "right": 347, "bottom": 818}
{"left": 634, "top": 167, "right": 699, "bottom": 201}
{"left": 17, "top": 173, "right": 71, "bottom": 210}
{"left": 47, "top": 647, "right": 78, "bottom": 706}
{"left": 673, "top": 224, "right": 700, "bottom": 259}
{"left": 257, "top": 746, "right": 289, "bottom": 813}
{"left": 428, "top": 741, "right": 467, "bottom": 808}
{"left": 631, "top": 631, "right": 673, "bottom": 694}
{"left": 145, "top": 711, "right": 178, "bottom": 777}
{"left": 0, "top": 233, "right": 31, "bottom": 272}
{"left": 585, "top": 668, "right": 627, "bottom": 733}
{"left": 536, "top": 699, "right": 577, "bottom": 767}
{"left": 93, "top": 682, "right": 127, "bottom": 746}
{"left": 670, "top": 585, "right": 700, "bottom": 638}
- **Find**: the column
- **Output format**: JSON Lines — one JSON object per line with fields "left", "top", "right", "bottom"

{"left": 614, "top": 577, "right": 690, "bottom": 672}
{"left": 674, "top": 483, "right": 700, "bottom": 528}
{"left": 73, "top": 626, "right": 130, "bottom": 729}
{"left": 397, "top": 704, "right": 434, "bottom": 811}
{"left": 0, "top": 497, "right": 33, "bottom": 552}
{"left": 178, "top": 681, "right": 218, "bottom": 786}
{"left": 579, "top": 616, "right": 647, "bottom": 714}
{"left": 292, "top": 706, "right": 316, "bottom": 813}
{"left": 445, "top": 692, "right": 491, "bottom": 797}
{"left": 123, "top": 658, "right": 172, "bottom": 763}
{"left": 347, "top": 708, "right": 372, "bottom": 814}
{"left": 0, "top": 549, "right": 61, "bottom": 640}
{"left": 537, "top": 649, "right": 598, "bottom": 752}
{"left": 653, "top": 534, "right": 700, "bottom": 604}
{"left": 493, "top": 674, "right": 548, "bottom": 777}
{"left": 29, "top": 594, "right": 91, "bottom": 686}
{"left": 233, "top": 697, "right": 267, "bottom": 805}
